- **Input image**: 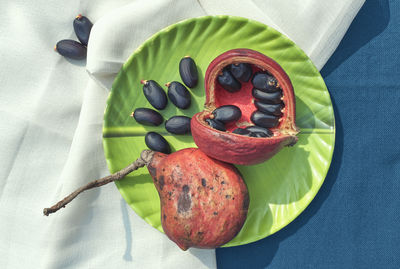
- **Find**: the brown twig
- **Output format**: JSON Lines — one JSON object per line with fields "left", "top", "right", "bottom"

{"left": 43, "top": 150, "right": 154, "bottom": 216}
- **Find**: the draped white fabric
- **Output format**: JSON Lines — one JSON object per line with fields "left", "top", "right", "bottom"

{"left": 0, "top": 0, "right": 364, "bottom": 268}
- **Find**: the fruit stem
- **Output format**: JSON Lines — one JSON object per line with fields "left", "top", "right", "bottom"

{"left": 43, "top": 150, "right": 154, "bottom": 216}
{"left": 76, "top": 14, "right": 82, "bottom": 19}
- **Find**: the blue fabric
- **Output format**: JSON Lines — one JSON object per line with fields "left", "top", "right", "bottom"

{"left": 216, "top": 0, "right": 400, "bottom": 268}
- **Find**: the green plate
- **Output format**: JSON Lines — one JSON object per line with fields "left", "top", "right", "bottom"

{"left": 103, "top": 16, "right": 335, "bottom": 247}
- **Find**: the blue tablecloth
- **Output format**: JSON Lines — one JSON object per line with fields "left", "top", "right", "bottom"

{"left": 217, "top": 0, "right": 400, "bottom": 268}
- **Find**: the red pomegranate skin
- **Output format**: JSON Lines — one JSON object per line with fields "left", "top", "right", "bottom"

{"left": 146, "top": 148, "right": 249, "bottom": 250}
{"left": 191, "top": 48, "right": 299, "bottom": 165}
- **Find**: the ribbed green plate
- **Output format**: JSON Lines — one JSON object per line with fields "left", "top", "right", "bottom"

{"left": 103, "top": 16, "right": 335, "bottom": 247}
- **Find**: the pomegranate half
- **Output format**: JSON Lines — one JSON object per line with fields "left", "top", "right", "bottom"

{"left": 191, "top": 49, "right": 299, "bottom": 165}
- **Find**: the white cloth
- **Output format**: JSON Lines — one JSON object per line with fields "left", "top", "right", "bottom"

{"left": 0, "top": 0, "right": 364, "bottom": 268}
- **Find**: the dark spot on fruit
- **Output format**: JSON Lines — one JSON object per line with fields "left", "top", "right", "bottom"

{"left": 196, "top": 231, "right": 204, "bottom": 241}
{"left": 177, "top": 190, "right": 191, "bottom": 213}
{"left": 158, "top": 175, "right": 165, "bottom": 190}
{"left": 213, "top": 212, "right": 218, "bottom": 215}
{"left": 201, "top": 178, "right": 206, "bottom": 187}
{"left": 182, "top": 185, "right": 189, "bottom": 192}
{"left": 225, "top": 195, "right": 231, "bottom": 199}
{"left": 163, "top": 214, "right": 167, "bottom": 220}
{"left": 147, "top": 164, "right": 156, "bottom": 177}
{"left": 221, "top": 181, "right": 225, "bottom": 184}
{"left": 210, "top": 187, "right": 214, "bottom": 190}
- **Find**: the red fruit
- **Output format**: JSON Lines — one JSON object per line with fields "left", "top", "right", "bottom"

{"left": 43, "top": 148, "right": 249, "bottom": 250}
{"left": 191, "top": 49, "right": 299, "bottom": 165}
{"left": 147, "top": 148, "right": 249, "bottom": 250}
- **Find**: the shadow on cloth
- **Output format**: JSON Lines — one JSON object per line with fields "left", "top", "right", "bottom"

{"left": 321, "top": 0, "right": 390, "bottom": 77}
{"left": 121, "top": 199, "right": 133, "bottom": 261}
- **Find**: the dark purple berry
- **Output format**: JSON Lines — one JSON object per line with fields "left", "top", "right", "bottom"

{"left": 165, "top": 116, "right": 191, "bottom": 134}
{"left": 232, "top": 128, "right": 252, "bottom": 136}
{"left": 254, "top": 101, "right": 283, "bottom": 116}
{"left": 132, "top": 108, "right": 163, "bottom": 126}
{"left": 212, "top": 105, "right": 242, "bottom": 123}
{"left": 73, "top": 14, "right": 93, "bottom": 46}
{"left": 141, "top": 80, "right": 168, "bottom": 110}
{"left": 145, "top": 132, "right": 171, "bottom": 154}
{"left": 206, "top": 118, "right": 226, "bottom": 131}
{"left": 252, "top": 72, "right": 280, "bottom": 92}
{"left": 179, "top": 56, "right": 198, "bottom": 88}
{"left": 55, "top": 39, "right": 87, "bottom": 60}
{"left": 217, "top": 69, "right": 241, "bottom": 92}
{"left": 250, "top": 111, "right": 279, "bottom": 128}
{"left": 166, "top": 81, "right": 191, "bottom": 109}
{"left": 245, "top": 125, "right": 273, "bottom": 137}
{"left": 252, "top": 88, "right": 282, "bottom": 104}
{"left": 230, "top": 63, "right": 252, "bottom": 82}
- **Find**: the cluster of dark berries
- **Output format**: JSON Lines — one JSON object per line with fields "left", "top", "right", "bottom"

{"left": 130, "top": 57, "right": 198, "bottom": 154}
{"left": 54, "top": 15, "right": 93, "bottom": 60}
{"left": 206, "top": 63, "right": 284, "bottom": 137}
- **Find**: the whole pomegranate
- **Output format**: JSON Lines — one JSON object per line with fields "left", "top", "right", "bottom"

{"left": 147, "top": 148, "right": 249, "bottom": 250}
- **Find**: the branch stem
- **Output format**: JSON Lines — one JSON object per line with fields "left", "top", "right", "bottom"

{"left": 43, "top": 150, "right": 154, "bottom": 216}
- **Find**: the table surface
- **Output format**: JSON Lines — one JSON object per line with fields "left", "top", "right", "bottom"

{"left": 216, "top": 0, "right": 400, "bottom": 268}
